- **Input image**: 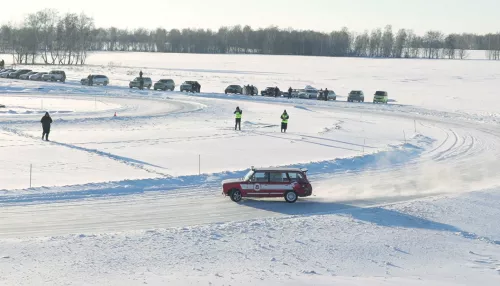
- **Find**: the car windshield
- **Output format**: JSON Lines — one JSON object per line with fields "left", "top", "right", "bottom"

{"left": 375, "top": 91, "right": 386, "bottom": 96}
{"left": 351, "top": 91, "right": 361, "bottom": 95}
{"left": 229, "top": 85, "right": 240, "bottom": 88}
{"left": 160, "top": 79, "right": 172, "bottom": 83}
{"left": 243, "top": 170, "right": 254, "bottom": 181}
{"left": 185, "top": 81, "right": 195, "bottom": 84}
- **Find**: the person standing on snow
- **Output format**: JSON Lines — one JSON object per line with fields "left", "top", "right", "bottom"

{"left": 288, "top": 87, "right": 292, "bottom": 99}
{"left": 87, "top": 74, "right": 93, "bottom": 86}
{"left": 41, "top": 112, "right": 53, "bottom": 141}
{"left": 274, "top": 86, "right": 280, "bottom": 98}
{"left": 280, "top": 110, "right": 289, "bottom": 133}
{"left": 324, "top": 88, "right": 329, "bottom": 101}
{"left": 234, "top": 107, "right": 242, "bottom": 131}
{"left": 139, "top": 70, "right": 143, "bottom": 78}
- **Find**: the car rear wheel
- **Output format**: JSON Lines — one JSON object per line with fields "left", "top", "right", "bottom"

{"left": 284, "top": 191, "right": 298, "bottom": 203}
{"left": 104, "top": 82, "right": 108, "bottom": 86}
{"left": 230, "top": 189, "right": 242, "bottom": 202}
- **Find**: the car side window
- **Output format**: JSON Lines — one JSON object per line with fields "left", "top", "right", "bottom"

{"left": 288, "top": 172, "right": 304, "bottom": 181}
{"left": 252, "top": 172, "right": 268, "bottom": 183}
{"left": 270, "top": 172, "right": 289, "bottom": 183}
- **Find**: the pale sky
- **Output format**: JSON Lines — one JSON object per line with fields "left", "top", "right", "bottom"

{"left": 4, "top": 0, "right": 500, "bottom": 34}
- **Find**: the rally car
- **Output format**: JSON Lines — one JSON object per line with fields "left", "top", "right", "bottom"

{"left": 221, "top": 167, "right": 312, "bottom": 203}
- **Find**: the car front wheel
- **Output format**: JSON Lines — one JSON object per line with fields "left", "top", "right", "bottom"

{"left": 230, "top": 189, "right": 242, "bottom": 202}
{"left": 284, "top": 191, "right": 298, "bottom": 203}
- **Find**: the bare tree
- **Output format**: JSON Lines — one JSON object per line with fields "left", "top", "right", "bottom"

{"left": 444, "top": 34, "right": 457, "bottom": 59}
{"left": 381, "top": 25, "right": 394, "bottom": 57}
{"left": 393, "top": 29, "right": 407, "bottom": 58}
{"left": 369, "top": 28, "right": 382, "bottom": 57}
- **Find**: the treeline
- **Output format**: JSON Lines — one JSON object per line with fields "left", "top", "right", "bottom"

{"left": 0, "top": 10, "right": 93, "bottom": 65}
{"left": 1, "top": 9, "right": 500, "bottom": 65}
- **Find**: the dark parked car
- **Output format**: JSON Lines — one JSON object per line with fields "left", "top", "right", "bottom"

{"left": 261, "top": 87, "right": 277, "bottom": 96}
{"left": 225, "top": 85, "right": 243, "bottom": 94}
{"left": 180, "top": 81, "right": 200, "bottom": 92}
{"left": 347, "top": 90, "right": 365, "bottom": 102}
{"left": 154, "top": 79, "right": 175, "bottom": 91}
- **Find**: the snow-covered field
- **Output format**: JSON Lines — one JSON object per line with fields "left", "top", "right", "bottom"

{"left": 0, "top": 52, "right": 500, "bottom": 285}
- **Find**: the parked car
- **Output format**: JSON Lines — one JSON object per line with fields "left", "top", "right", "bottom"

{"left": 180, "top": 81, "right": 200, "bottom": 92}
{"left": 373, "top": 91, "right": 389, "bottom": 104}
{"left": 347, "top": 90, "right": 365, "bottom": 102}
{"left": 153, "top": 79, "right": 175, "bottom": 91}
{"left": 286, "top": 89, "right": 300, "bottom": 98}
{"left": 129, "top": 77, "right": 152, "bottom": 89}
{"left": 302, "top": 86, "right": 319, "bottom": 99}
{"left": 29, "top": 72, "right": 48, "bottom": 81}
{"left": 0, "top": 69, "right": 15, "bottom": 78}
{"left": 8, "top": 69, "right": 32, "bottom": 79}
{"left": 42, "top": 70, "right": 66, "bottom": 82}
{"left": 80, "top": 75, "right": 109, "bottom": 86}
{"left": 243, "top": 85, "right": 259, "bottom": 96}
{"left": 261, "top": 87, "right": 277, "bottom": 96}
{"left": 19, "top": 71, "right": 38, "bottom": 80}
{"left": 222, "top": 167, "right": 313, "bottom": 203}
{"left": 317, "top": 90, "right": 337, "bottom": 101}
{"left": 225, "top": 85, "right": 243, "bottom": 94}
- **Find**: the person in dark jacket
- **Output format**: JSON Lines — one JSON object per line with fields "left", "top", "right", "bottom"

{"left": 288, "top": 87, "right": 292, "bottom": 99}
{"left": 280, "top": 110, "right": 289, "bottom": 133}
{"left": 41, "top": 112, "right": 52, "bottom": 141}
{"left": 0, "top": 59, "right": 4, "bottom": 69}
{"left": 234, "top": 107, "right": 242, "bottom": 131}
{"left": 139, "top": 70, "right": 143, "bottom": 78}
{"left": 324, "top": 88, "right": 329, "bottom": 101}
{"left": 274, "top": 87, "right": 279, "bottom": 98}
{"left": 87, "top": 74, "right": 93, "bottom": 86}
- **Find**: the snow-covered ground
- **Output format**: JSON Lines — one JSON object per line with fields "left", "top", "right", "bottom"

{"left": 0, "top": 52, "right": 500, "bottom": 285}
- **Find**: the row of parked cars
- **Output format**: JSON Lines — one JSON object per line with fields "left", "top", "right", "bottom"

{"left": 254, "top": 86, "right": 388, "bottom": 104}
{"left": 0, "top": 69, "right": 389, "bottom": 104}
{"left": 107, "top": 76, "right": 200, "bottom": 92}
{"left": 0, "top": 68, "right": 66, "bottom": 82}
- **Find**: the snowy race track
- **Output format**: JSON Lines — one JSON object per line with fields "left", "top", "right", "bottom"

{"left": 1, "top": 76, "right": 500, "bottom": 285}
{"left": 1, "top": 81, "right": 499, "bottom": 237}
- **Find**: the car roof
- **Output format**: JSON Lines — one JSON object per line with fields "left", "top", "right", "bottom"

{"left": 253, "top": 167, "right": 306, "bottom": 172}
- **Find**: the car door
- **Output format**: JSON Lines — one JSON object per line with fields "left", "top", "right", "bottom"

{"left": 246, "top": 171, "right": 269, "bottom": 197}
{"left": 267, "top": 172, "right": 290, "bottom": 197}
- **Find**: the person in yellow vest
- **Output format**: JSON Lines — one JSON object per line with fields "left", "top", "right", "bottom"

{"left": 234, "top": 106, "right": 242, "bottom": 131}
{"left": 280, "top": 110, "right": 289, "bottom": 133}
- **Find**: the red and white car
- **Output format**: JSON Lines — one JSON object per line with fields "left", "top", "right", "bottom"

{"left": 222, "top": 167, "right": 313, "bottom": 203}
